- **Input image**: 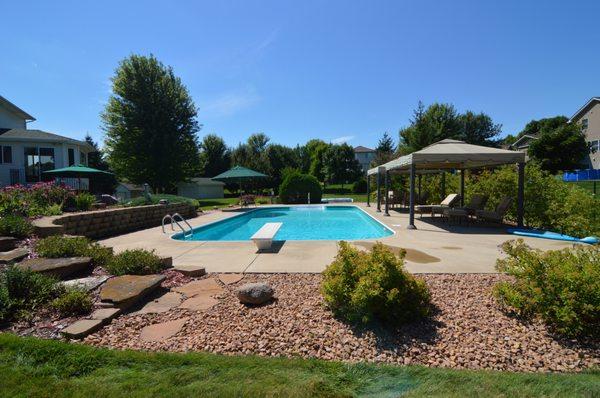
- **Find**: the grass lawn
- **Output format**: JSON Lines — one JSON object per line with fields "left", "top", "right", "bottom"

{"left": 323, "top": 183, "right": 368, "bottom": 203}
{"left": 570, "top": 181, "right": 599, "bottom": 196}
{"left": 1, "top": 334, "right": 598, "bottom": 398}
{"left": 197, "top": 197, "right": 239, "bottom": 210}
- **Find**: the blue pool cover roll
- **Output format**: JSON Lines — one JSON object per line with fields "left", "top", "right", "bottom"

{"left": 507, "top": 228, "right": 599, "bottom": 245}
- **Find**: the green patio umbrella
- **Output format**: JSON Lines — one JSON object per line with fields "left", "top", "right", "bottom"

{"left": 211, "top": 165, "right": 268, "bottom": 196}
{"left": 43, "top": 164, "right": 113, "bottom": 191}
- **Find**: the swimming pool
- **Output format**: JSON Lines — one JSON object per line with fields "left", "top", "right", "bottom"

{"left": 172, "top": 206, "right": 394, "bottom": 241}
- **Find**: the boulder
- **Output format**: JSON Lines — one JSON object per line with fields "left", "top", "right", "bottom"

{"left": 100, "top": 274, "right": 165, "bottom": 308}
{"left": 62, "top": 275, "right": 110, "bottom": 291}
{"left": 0, "top": 248, "right": 29, "bottom": 264}
{"left": 18, "top": 257, "right": 92, "bottom": 279}
{"left": 236, "top": 282, "right": 274, "bottom": 305}
{"left": 0, "top": 237, "right": 17, "bottom": 252}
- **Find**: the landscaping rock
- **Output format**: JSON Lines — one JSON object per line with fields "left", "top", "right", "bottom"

{"left": 62, "top": 319, "right": 104, "bottom": 339}
{"left": 219, "top": 273, "right": 244, "bottom": 285}
{"left": 0, "top": 247, "right": 28, "bottom": 264}
{"left": 62, "top": 275, "right": 110, "bottom": 291}
{"left": 0, "top": 237, "right": 17, "bottom": 252}
{"left": 236, "top": 282, "right": 274, "bottom": 305}
{"left": 134, "top": 292, "right": 183, "bottom": 314}
{"left": 100, "top": 274, "right": 165, "bottom": 308}
{"left": 173, "top": 264, "right": 206, "bottom": 277}
{"left": 90, "top": 308, "right": 122, "bottom": 323}
{"left": 179, "top": 295, "right": 220, "bottom": 311}
{"left": 160, "top": 256, "right": 173, "bottom": 268}
{"left": 140, "top": 317, "right": 188, "bottom": 342}
{"left": 18, "top": 257, "right": 92, "bottom": 278}
{"left": 173, "top": 278, "right": 223, "bottom": 297}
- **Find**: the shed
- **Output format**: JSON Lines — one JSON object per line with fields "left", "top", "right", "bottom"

{"left": 177, "top": 178, "right": 225, "bottom": 199}
{"left": 115, "top": 183, "right": 145, "bottom": 202}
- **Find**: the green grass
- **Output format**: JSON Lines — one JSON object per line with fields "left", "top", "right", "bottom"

{"left": 323, "top": 184, "right": 368, "bottom": 203}
{"left": 0, "top": 334, "right": 597, "bottom": 397}
{"left": 570, "top": 181, "right": 599, "bottom": 196}
{"left": 197, "top": 197, "right": 239, "bottom": 210}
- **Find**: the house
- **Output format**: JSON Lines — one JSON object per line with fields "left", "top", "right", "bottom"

{"left": 508, "top": 134, "right": 538, "bottom": 161}
{"left": 115, "top": 183, "right": 147, "bottom": 202}
{"left": 177, "top": 178, "right": 225, "bottom": 199}
{"left": 569, "top": 96, "right": 600, "bottom": 170}
{"left": 0, "top": 95, "right": 93, "bottom": 187}
{"left": 353, "top": 146, "right": 376, "bottom": 174}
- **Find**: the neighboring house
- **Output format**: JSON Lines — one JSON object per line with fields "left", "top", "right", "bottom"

{"left": 0, "top": 95, "right": 93, "bottom": 187}
{"left": 115, "top": 183, "right": 146, "bottom": 202}
{"left": 569, "top": 96, "right": 600, "bottom": 170}
{"left": 177, "top": 178, "right": 225, "bottom": 199}
{"left": 353, "top": 146, "right": 376, "bottom": 174}
{"left": 508, "top": 134, "right": 538, "bottom": 161}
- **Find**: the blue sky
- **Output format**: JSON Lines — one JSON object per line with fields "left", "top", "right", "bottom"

{"left": 1, "top": 0, "right": 599, "bottom": 149}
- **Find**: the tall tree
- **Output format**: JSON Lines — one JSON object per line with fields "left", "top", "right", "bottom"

{"left": 199, "top": 134, "right": 231, "bottom": 177}
{"left": 457, "top": 111, "right": 502, "bottom": 147}
{"left": 230, "top": 134, "right": 270, "bottom": 174}
{"left": 102, "top": 54, "right": 200, "bottom": 192}
{"left": 528, "top": 123, "right": 587, "bottom": 174}
{"left": 398, "top": 102, "right": 461, "bottom": 154}
{"left": 322, "top": 144, "right": 362, "bottom": 188}
{"left": 519, "top": 116, "right": 569, "bottom": 138}
{"left": 374, "top": 132, "right": 396, "bottom": 166}
{"left": 85, "top": 133, "right": 109, "bottom": 170}
{"left": 84, "top": 134, "right": 117, "bottom": 193}
{"left": 307, "top": 140, "right": 330, "bottom": 182}
{"left": 265, "top": 144, "right": 300, "bottom": 189}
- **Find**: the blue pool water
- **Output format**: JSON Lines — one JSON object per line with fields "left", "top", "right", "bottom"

{"left": 172, "top": 206, "right": 394, "bottom": 241}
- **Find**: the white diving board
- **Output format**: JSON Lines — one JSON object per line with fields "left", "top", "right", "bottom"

{"left": 251, "top": 222, "right": 282, "bottom": 250}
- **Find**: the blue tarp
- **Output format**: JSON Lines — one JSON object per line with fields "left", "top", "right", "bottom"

{"left": 563, "top": 169, "right": 600, "bottom": 182}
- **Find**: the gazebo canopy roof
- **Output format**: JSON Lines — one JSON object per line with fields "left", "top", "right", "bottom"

{"left": 368, "top": 139, "right": 525, "bottom": 175}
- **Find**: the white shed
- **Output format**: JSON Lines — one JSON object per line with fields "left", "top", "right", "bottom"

{"left": 177, "top": 178, "right": 225, "bottom": 199}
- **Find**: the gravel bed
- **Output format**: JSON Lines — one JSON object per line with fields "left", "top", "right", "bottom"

{"left": 79, "top": 273, "right": 596, "bottom": 372}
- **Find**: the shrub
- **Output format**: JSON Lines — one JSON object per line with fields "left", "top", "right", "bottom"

{"left": 35, "top": 236, "right": 113, "bottom": 267}
{"left": 279, "top": 172, "right": 322, "bottom": 204}
{"left": 75, "top": 192, "right": 96, "bottom": 211}
{"left": 494, "top": 240, "right": 600, "bottom": 337}
{"left": 0, "top": 215, "right": 33, "bottom": 239}
{"left": 321, "top": 242, "right": 430, "bottom": 326}
{"left": 352, "top": 178, "right": 368, "bottom": 194}
{"left": 106, "top": 248, "right": 164, "bottom": 276}
{"left": 52, "top": 288, "right": 93, "bottom": 317}
{"left": 0, "top": 266, "right": 63, "bottom": 322}
{"left": 0, "top": 182, "right": 72, "bottom": 217}
{"left": 126, "top": 194, "right": 198, "bottom": 207}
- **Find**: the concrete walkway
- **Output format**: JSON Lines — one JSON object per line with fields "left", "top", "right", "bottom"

{"left": 98, "top": 203, "right": 573, "bottom": 274}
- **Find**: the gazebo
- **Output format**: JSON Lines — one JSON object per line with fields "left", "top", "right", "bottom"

{"left": 366, "top": 139, "right": 526, "bottom": 229}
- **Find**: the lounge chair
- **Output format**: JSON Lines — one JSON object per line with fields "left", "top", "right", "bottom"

{"left": 443, "top": 194, "right": 488, "bottom": 225}
{"left": 475, "top": 196, "right": 513, "bottom": 224}
{"left": 416, "top": 193, "right": 460, "bottom": 218}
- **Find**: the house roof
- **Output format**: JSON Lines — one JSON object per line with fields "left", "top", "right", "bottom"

{"left": 353, "top": 145, "right": 375, "bottom": 153}
{"left": 569, "top": 97, "right": 600, "bottom": 122}
{"left": 188, "top": 178, "right": 225, "bottom": 186}
{"left": 0, "top": 129, "right": 93, "bottom": 150}
{"left": 509, "top": 134, "right": 539, "bottom": 149}
{"left": 0, "top": 95, "right": 36, "bottom": 121}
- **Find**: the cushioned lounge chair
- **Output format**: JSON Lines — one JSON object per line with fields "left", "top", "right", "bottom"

{"left": 416, "top": 193, "right": 460, "bottom": 217}
{"left": 443, "top": 194, "right": 489, "bottom": 225}
{"left": 475, "top": 196, "right": 513, "bottom": 224}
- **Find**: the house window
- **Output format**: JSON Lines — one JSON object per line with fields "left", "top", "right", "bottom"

{"left": 0, "top": 146, "right": 12, "bottom": 164}
{"left": 39, "top": 148, "right": 55, "bottom": 180}
{"left": 581, "top": 118, "right": 589, "bottom": 130}
{"left": 24, "top": 147, "right": 55, "bottom": 182}
{"left": 68, "top": 148, "right": 75, "bottom": 166}
{"left": 80, "top": 151, "right": 86, "bottom": 165}
{"left": 590, "top": 140, "right": 599, "bottom": 154}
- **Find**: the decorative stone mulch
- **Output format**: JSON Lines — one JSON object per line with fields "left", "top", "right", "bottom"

{"left": 84, "top": 274, "right": 600, "bottom": 373}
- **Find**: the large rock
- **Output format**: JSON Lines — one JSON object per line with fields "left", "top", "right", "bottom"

{"left": 0, "top": 237, "right": 17, "bottom": 252}
{"left": 236, "top": 282, "right": 274, "bottom": 305}
{"left": 173, "top": 278, "right": 223, "bottom": 297}
{"left": 100, "top": 274, "right": 165, "bottom": 308}
{"left": 134, "top": 291, "right": 183, "bottom": 314}
{"left": 61, "top": 319, "right": 104, "bottom": 339}
{"left": 173, "top": 264, "right": 206, "bottom": 277}
{"left": 140, "top": 317, "right": 188, "bottom": 342}
{"left": 62, "top": 275, "right": 110, "bottom": 291}
{"left": 0, "top": 248, "right": 28, "bottom": 264}
{"left": 18, "top": 257, "right": 92, "bottom": 278}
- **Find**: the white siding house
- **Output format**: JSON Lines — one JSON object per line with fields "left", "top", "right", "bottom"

{"left": 177, "top": 178, "right": 225, "bottom": 199}
{"left": 0, "top": 95, "right": 93, "bottom": 187}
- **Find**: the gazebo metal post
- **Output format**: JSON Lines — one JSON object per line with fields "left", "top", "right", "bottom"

{"left": 418, "top": 174, "right": 422, "bottom": 201}
{"left": 408, "top": 163, "right": 416, "bottom": 229}
{"left": 366, "top": 175, "right": 370, "bottom": 207}
{"left": 376, "top": 168, "right": 381, "bottom": 212}
{"left": 517, "top": 162, "right": 525, "bottom": 227}
{"left": 441, "top": 172, "right": 446, "bottom": 201}
{"left": 384, "top": 170, "right": 390, "bottom": 216}
{"left": 459, "top": 169, "right": 465, "bottom": 207}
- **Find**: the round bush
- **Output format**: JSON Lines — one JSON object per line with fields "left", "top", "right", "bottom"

{"left": 35, "top": 236, "right": 113, "bottom": 267}
{"left": 352, "top": 178, "right": 367, "bottom": 194}
{"left": 106, "top": 249, "right": 165, "bottom": 276}
{"left": 52, "top": 288, "right": 93, "bottom": 317}
{"left": 0, "top": 215, "right": 33, "bottom": 239}
{"left": 321, "top": 242, "right": 431, "bottom": 326}
{"left": 279, "top": 173, "right": 322, "bottom": 204}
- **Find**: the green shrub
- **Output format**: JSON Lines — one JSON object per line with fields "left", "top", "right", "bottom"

{"left": 352, "top": 178, "right": 368, "bottom": 194}
{"left": 279, "top": 172, "right": 323, "bottom": 204}
{"left": 52, "top": 288, "right": 93, "bottom": 317}
{"left": 75, "top": 192, "right": 96, "bottom": 211}
{"left": 125, "top": 194, "right": 198, "bottom": 207}
{"left": 494, "top": 240, "right": 600, "bottom": 337}
{"left": 106, "top": 248, "right": 164, "bottom": 276}
{"left": 35, "top": 236, "right": 113, "bottom": 267}
{"left": 0, "top": 215, "right": 33, "bottom": 239}
{"left": 0, "top": 266, "right": 64, "bottom": 322}
{"left": 0, "top": 182, "right": 71, "bottom": 217}
{"left": 321, "top": 242, "right": 430, "bottom": 326}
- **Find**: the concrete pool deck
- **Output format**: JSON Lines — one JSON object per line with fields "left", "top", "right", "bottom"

{"left": 98, "top": 203, "right": 574, "bottom": 273}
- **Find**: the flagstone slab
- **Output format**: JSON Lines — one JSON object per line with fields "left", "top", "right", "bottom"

{"left": 134, "top": 292, "right": 183, "bottom": 314}
{"left": 179, "top": 295, "right": 220, "bottom": 311}
{"left": 0, "top": 248, "right": 28, "bottom": 264}
{"left": 140, "top": 317, "right": 189, "bottom": 342}
{"left": 172, "top": 278, "right": 223, "bottom": 297}
{"left": 18, "top": 257, "right": 92, "bottom": 278}
{"left": 173, "top": 264, "right": 206, "bottom": 277}
{"left": 90, "top": 307, "right": 122, "bottom": 322}
{"left": 62, "top": 319, "right": 104, "bottom": 339}
{"left": 218, "top": 273, "right": 244, "bottom": 285}
{"left": 100, "top": 274, "right": 165, "bottom": 307}
{"left": 0, "top": 237, "right": 17, "bottom": 252}
{"left": 62, "top": 275, "right": 110, "bottom": 291}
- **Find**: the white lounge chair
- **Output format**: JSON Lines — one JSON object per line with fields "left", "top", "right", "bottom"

{"left": 251, "top": 222, "right": 282, "bottom": 250}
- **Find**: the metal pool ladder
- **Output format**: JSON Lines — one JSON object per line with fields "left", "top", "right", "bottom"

{"left": 162, "top": 213, "right": 193, "bottom": 238}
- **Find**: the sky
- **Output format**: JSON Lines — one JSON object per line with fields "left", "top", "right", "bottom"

{"left": 1, "top": 0, "right": 599, "bottom": 150}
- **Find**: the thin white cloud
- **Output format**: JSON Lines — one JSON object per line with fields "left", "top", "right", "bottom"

{"left": 201, "top": 88, "right": 260, "bottom": 118}
{"left": 331, "top": 135, "right": 355, "bottom": 144}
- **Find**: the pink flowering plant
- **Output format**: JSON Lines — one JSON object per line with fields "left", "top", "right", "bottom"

{"left": 0, "top": 182, "right": 73, "bottom": 217}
